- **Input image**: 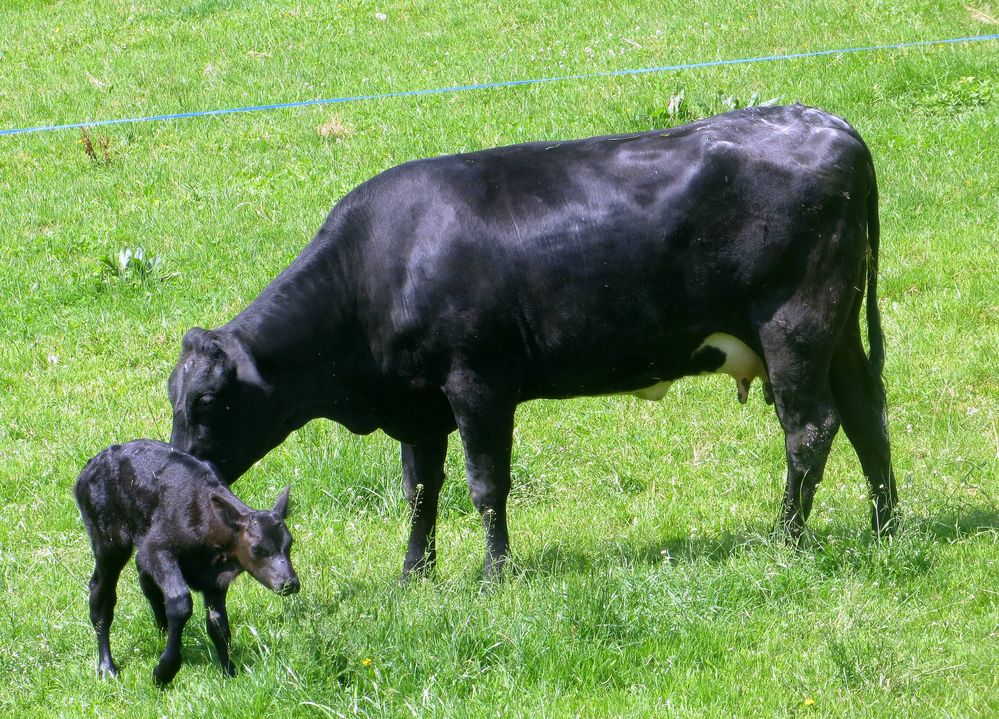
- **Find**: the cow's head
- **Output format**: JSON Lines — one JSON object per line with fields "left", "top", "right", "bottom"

{"left": 168, "top": 327, "right": 281, "bottom": 482}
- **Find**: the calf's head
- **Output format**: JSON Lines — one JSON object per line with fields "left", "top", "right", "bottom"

{"left": 169, "top": 327, "right": 282, "bottom": 482}
{"left": 211, "top": 485, "right": 300, "bottom": 595}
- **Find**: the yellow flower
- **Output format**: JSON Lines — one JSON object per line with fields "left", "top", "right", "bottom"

{"left": 804, "top": 697, "right": 817, "bottom": 707}
{"left": 361, "top": 658, "right": 373, "bottom": 667}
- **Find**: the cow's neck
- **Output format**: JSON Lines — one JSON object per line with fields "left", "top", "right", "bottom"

{"left": 221, "top": 232, "right": 382, "bottom": 435}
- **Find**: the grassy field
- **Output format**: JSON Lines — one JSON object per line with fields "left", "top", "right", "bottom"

{"left": 1, "top": 1, "right": 997, "bottom": 716}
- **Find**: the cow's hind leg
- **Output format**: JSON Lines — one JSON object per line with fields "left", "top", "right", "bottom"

{"left": 445, "top": 369, "right": 517, "bottom": 581}
{"left": 88, "top": 546, "right": 131, "bottom": 678}
{"left": 401, "top": 435, "right": 449, "bottom": 578}
{"left": 830, "top": 324, "right": 898, "bottom": 535}
{"left": 760, "top": 328, "right": 841, "bottom": 541}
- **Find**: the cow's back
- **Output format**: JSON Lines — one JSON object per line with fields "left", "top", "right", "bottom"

{"left": 337, "top": 105, "right": 875, "bottom": 399}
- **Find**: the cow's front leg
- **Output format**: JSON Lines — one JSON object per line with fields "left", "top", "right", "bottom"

{"left": 446, "top": 371, "right": 517, "bottom": 581}
{"left": 401, "top": 435, "right": 449, "bottom": 578}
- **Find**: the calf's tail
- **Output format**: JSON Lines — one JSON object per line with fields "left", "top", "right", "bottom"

{"left": 865, "top": 177, "right": 886, "bottom": 384}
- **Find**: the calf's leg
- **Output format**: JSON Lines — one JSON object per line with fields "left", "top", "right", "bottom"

{"left": 401, "top": 435, "right": 449, "bottom": 578}
{"left": 87, "top": 547, "right": 131, "bottom": 678}
{"left": 136, "top": 560, "right": 168, "bottom": 631}
{"left": 137, "top": 546, "right": 193, "bottom": 686}
{"left": 203, "top": 587, "right": 235, "bottom": 676}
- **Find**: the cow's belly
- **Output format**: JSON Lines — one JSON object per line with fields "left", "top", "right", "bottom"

{"left": 629, "top": 332, "right": 768, "bottom": 404}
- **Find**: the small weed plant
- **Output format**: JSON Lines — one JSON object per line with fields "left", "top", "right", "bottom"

{"left": 100, "top": 247, "right": 172, "bottom": 284}
{"left": 80, "top": 128, "right": 112, "bottom": 166}
{"left": 643, "top": 89, "right": 782, "bottom": 129}
{"left": 921, "top": 75, "right": 996, "bottom": 112}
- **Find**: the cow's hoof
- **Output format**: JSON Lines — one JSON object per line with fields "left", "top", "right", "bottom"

{"left": 480, "top": 565, "right": 508, "bottom": 592}
{"left": 401, "top": 561, "right": 436, "bottom": 583}
{"left": 772, "top": 521, "right": 809, "bottom": 549}
{"left": 871, "top": 505, "right": 899, "bottom": 539}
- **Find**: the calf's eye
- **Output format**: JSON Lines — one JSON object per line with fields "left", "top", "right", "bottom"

{"left": 251, "top": 544, "right": 271, "bottom": 559}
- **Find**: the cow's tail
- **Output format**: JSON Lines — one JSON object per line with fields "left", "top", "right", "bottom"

{"left": 865, "top": 174, "right": 886, "bottom": 381}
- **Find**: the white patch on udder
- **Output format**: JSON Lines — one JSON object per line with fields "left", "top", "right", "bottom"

{"left": 695, "top": 332, "right": 768, "bottom": 404}
{"left": 622, "top": 333, "right": 769, "bottom": 404}
{"left": 630, "top": 381, "right": 673, "bottom": 401}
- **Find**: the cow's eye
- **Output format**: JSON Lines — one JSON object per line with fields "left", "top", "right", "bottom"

{"left": 195, "top": 394, "right": 217, "bottom": 412}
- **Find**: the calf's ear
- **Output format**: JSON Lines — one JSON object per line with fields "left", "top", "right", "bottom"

{"left": 211, "top": 492, "right": 247, "bottom": 531}
{"left": 273, "top": 485, "right": 291, "bottom": 519}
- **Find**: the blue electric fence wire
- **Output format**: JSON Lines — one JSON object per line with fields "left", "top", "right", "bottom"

{"left": 2, "top": 33, "right": 997, "bottom": 137}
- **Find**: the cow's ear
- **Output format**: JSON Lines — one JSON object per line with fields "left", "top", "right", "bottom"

{"left": 181, "top": 327, "right": 217, "bottom": 353}
{"left": 221, "top": 335, "right": 271, "bottom": 394}
{"left": 211, "top": 492, "right": 247, "bottom": 531}
{"left": 182, "top": 327, "right": 235, "bottom": 377}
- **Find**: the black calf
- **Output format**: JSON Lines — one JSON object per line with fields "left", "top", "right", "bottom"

{"left": 74, "top": 439, "right": 299, "bottom": 685}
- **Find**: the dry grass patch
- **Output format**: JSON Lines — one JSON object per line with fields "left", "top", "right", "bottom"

{"left": 317, "top": 115, "right": 354, "bottom": 141}
{"left": 967, "top": 4, "right": 999, "bottom": 24}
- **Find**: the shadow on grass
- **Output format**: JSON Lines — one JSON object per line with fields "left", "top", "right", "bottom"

{"left": 508, "top": 504, "right": 999, "bottom": 579}
{"left": 915, "top": 505, "right": 999, "bottom": 541}
{"left": 508, "top": 529, "right": 768, "bottom": 579}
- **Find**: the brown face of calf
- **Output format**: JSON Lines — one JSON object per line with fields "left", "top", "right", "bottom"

{"left": 210, "top": 486, "right": 300, "bottom": 596}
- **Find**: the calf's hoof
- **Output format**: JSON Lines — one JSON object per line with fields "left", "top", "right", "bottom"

{"left": 153, "top": 659, "right": 180, "bottom": 687}
{"left": 97, "top": 660, "right": 119, "bottom": 679}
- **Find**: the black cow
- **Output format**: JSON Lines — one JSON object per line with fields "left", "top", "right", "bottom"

{"left": 169, "top": 104, "right": 897, "bottom": 579}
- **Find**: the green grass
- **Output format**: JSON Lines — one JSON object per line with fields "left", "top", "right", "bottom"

{"left": 1, "top": 1, "right": 997, "bottom": 716}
